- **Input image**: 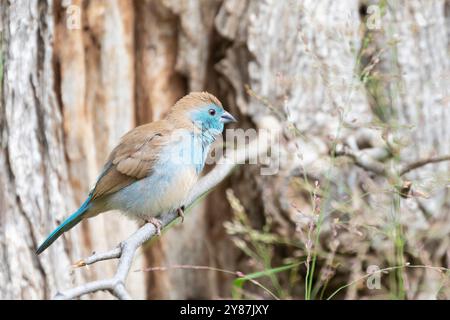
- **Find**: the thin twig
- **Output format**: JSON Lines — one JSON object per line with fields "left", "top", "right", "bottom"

{"left": 138, "top": 264, "right": 280, "bottom": 300}
{"left": 327, "top": 264, "right": 449, "bottom": 300}
{"left": 335, "top": 144, "right": 387, "bottom": 176}
{"left": 72, "top": 247, "right": 121, "bottom": 268}
{"left": 335, "top": 146, "right": 449, "bottom": 198}
{"left": 400, "top": 155, "right": 450, "bottom": 176}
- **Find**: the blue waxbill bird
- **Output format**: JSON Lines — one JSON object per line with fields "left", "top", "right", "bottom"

{"left": 36, "top": 92, "right": 236, "bottom": 255}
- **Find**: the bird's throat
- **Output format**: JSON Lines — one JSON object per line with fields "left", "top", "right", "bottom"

{"left": 192, "top": 130, "right": 217, "bottom": 174}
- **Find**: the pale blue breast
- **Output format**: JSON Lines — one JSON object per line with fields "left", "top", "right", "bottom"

{"left": 104, "top": 131, "right": 210, "bottom": 220}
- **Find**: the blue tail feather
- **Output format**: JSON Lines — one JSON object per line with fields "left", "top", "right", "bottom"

{"left": 36, "top": 197, "right": 92, "bottom": 255}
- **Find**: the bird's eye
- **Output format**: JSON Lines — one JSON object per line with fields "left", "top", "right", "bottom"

{"left": 208, "top": 109, "right": 216, "bottom": 116}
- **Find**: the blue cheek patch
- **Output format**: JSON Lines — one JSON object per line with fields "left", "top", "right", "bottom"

{"left": 190, "top": 105, "right": 225, "bottom": 134}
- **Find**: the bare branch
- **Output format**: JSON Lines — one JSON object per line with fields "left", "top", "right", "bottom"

{"left": 55, "top": 132, "right": 271, "bottom": 299}
{"left": 400, "top": 155, "right": 450, "bottom": 176}
{"left": 72, "top": 247, "right": 121, "bottom": 268}
{"left": 335, "top": 144, "right": 387, "bottom": 176}
{"left": 335, "top": 144, "right": 448, "bottom": 199}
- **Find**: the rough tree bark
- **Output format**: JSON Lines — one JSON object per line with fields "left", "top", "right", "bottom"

{"left": 0, "top": 0, "right": 82, "bottom": 299}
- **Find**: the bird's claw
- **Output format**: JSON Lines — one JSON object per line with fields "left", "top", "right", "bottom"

{"left": 145, "top": 217, "right": 162, "bottom": 236}
{"left": 177, "top": 207, "right": 185, "bottom": 223}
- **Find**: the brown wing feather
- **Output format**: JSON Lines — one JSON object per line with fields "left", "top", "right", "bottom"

{"left": 90, "top": 168, "right": 136, "bottom": 199}
{"left": 89, "top": 121, "right": 172, "bottom": 200}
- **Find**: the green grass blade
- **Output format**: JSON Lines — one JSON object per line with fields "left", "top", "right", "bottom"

{"left": 232, "top": 262, "right": 302, "bottom": 299}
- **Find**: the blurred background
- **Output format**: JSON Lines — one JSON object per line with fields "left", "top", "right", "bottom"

{"left": 0, "top": 0, "right": 449, "bottom": 299}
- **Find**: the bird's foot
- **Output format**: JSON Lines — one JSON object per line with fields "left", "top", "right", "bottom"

{"left": 145, "top": 217, "right": 162, "bottom": 236}
{"left": 177, "top": 206, "right": 185, "bottom": 223}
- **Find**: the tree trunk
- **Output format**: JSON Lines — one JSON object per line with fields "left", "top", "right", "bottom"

{"left": 0, "top": 0, "right": 82, "bottom": 299}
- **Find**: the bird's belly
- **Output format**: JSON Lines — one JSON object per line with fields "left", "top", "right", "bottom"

{"left": 148, "top": 169, "right": 197, "bottom": 215}
{"left": 107, "top": 166, "right": 197, "bottom": 220}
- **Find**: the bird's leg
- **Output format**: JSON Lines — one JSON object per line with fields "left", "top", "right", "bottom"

{"left": 145, "top": 217, "right": 162, "bottom": 236}
{"left": 177, "top": 206, "right": 185, "bottom": 223}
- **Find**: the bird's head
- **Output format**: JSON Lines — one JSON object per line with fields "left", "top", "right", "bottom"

{"left": 169, "top": 92, "right": 237, "bottom": 135}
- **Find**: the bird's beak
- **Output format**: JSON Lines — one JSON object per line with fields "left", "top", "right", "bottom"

{"left": 220, "top": 111, "right": 237, "bottom": 124}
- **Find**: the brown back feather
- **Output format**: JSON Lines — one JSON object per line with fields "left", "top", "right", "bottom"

{"left": 89, "top": 121, "right": 172, "bottom": 200}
